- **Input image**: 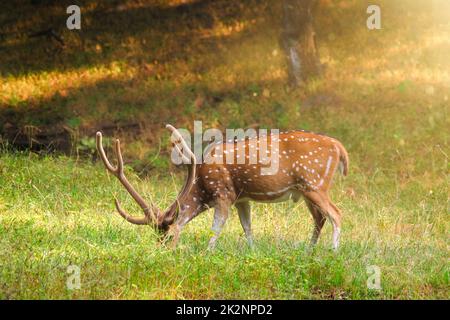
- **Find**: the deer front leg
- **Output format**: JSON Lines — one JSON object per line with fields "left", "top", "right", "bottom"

{"left": 208, "top": 202, "right": 230, "bottom": 250}
{"left": 169, "top": 223, "right": 189, "bottom": 249}
{"left": 169, "top": 212, "right": 194, "bottom": 249}
{"left": 235, "top": 201, "right": 254, "bottom": 247}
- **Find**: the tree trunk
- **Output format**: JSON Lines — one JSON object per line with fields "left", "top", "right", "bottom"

{"left": 281, "top": 0, "right": 321, "bottom": 87}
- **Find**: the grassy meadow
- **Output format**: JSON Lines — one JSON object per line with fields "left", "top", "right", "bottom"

{"left": 0, "top": 0, "right": 449, "bottom": 299}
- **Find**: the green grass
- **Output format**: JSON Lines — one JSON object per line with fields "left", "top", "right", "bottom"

{"left": 0, "top": 0, "right": 449, "bottom": 299}
{"left": 0, "top": 147, "right": 448, "bottom": 299}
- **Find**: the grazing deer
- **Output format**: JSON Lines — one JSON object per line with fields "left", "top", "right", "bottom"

{"left": 96, "top": 124, "right": 348, "bottom": 250}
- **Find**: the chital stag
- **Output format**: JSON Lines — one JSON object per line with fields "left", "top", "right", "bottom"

{"left": 96, "top": 125, "right": 348, "bottom": 250}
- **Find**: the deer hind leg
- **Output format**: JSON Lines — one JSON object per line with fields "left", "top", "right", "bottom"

{"left": 304, "top": 191, "right": 342, "bottom": 251}
{"left": 327, "top": 200, "right": 343, "bottom": 250}
{"left": 208, "top": 201, "right": 230, "bottom": 250}
{"left": 305, "top": 199, "right": 326, "bottom": 247}
{"left": 235, "top": 201, "right": 254, "bottom": 248}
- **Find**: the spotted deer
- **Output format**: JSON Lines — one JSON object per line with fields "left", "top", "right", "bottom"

{"left": 96, "top": 124, "right": 349, "bottom": 250}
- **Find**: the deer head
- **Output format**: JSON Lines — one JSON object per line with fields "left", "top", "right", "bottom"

{"left": 97, "top": 125, "right": 349, "bottom": 250}
{"left": 96, "top": 125, "right": 204, "bottom": 234}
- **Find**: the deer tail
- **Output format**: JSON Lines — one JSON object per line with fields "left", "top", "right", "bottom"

{"left": 335, "top": 141, "right": 349, "bottom": 176}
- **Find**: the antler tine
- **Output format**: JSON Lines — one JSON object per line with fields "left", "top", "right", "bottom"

{"left": 96, "top": 131, "right": 160, "bottom": 225}
{"left": 115, "top": 138, "right": 124, "bottom": 176}
{"left": 96, "top": 132, "right": 116, "bottom": 173}
{"left": 114, "top": 199, "right": 151, "bottom": 225}
{"left": 166, "top": 124, "right": 197, "bottom": 206}
{"left": 166, "top": 124, "right": 197, "bottom": 166}
{"left": 173, "top": 143, "right": 191, "bottom": 164}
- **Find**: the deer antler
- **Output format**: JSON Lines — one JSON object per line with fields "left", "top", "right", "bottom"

{"left": 166, "top": 124, "right": 197, "bottom": 199}
{"left": 96, "top": 132, "right": 160, "bottom": 225}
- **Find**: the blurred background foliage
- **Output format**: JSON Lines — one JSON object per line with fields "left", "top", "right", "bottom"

{"left": 0, "top": 0, "right": 449, "bottom": 174}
